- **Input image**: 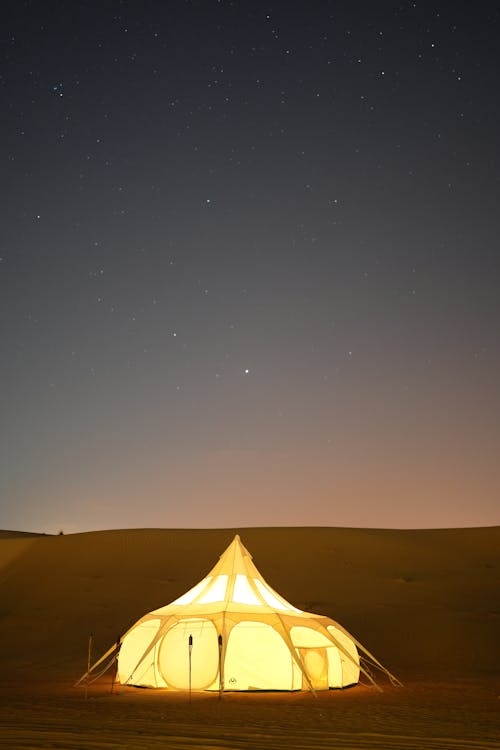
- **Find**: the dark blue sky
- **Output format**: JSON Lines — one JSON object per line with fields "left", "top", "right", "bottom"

{"left": 1, "top": 1, "right": 499, "bottom": 533}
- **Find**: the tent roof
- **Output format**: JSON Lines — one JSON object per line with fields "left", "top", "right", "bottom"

{"left": 151, "top": 534, "right": 304, "bottom": 616}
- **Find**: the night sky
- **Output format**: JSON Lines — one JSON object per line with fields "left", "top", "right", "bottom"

{"left": 2, "top": 1, "right": 499, "bottom": 534}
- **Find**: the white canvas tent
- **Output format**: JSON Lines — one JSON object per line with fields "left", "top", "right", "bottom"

{"left": 78, "top": 535, "right": 400, "bottom": 692}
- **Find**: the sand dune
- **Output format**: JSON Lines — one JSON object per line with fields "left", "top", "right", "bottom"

{"left": 0, "top": 527, "right": 498, "bottom": 748}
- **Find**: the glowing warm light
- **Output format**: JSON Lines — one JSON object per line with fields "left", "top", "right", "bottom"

{"left": 115, "top": 535, "right": 367, "bottom": 692}
{"left": 198, "top": 574, "right": 228, "bottom": 603}
{"left": 232, "top": 574, "right": 262, "bottom": 605}
{"left": 170, "top": 577, "right": 212, "bottom": 606}
{"left": 253, "top": 578, "right": 301, "bottom": 612}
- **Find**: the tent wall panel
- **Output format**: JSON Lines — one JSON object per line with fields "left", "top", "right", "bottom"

{"left": 224, "top": 621, "right": 293, "bottom": 691}
{"left": 159, "top": 619, "right": 218, "bottom": 690}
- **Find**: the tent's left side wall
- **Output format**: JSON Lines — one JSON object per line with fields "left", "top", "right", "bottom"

{"left": 118, "top": 617, "right": 168, "bottom": 687}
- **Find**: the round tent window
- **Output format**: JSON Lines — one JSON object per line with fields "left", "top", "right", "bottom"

{"left": 159, "top": 619, "right": 219, "bottom": 690}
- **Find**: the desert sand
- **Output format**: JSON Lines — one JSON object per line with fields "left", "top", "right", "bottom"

{"left": 0, "top": 526, "right": 498, "bottom": 749}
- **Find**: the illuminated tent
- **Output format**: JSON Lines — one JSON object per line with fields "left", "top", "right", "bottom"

{"left": 78, "top": 535, "right": 399, "bottom": 692}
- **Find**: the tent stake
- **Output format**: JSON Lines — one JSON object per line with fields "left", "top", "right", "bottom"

{"left": 85, "top": 633, "right": 93, "bottom": 700}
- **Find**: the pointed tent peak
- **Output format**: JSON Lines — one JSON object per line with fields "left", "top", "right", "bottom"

{"left": 163, "top": 534, "right": 303, "bottom": 613}
{"left": 210, "top": 534, "right": 255, "bottom": 578}
{"left": 231, "top": 533, "right": 253, "bottom": 559}
{"left": 206, "top": 535, "right": 303, "bottom": 613}
{"left": 234, "top": 533, "right": 243, "bottom": 549}
{"left": 160, "top": 534, "right": 301, "bottom": 614}
{"left": 227, "top": 534, "right": 250, "bottom": 555}
{"left": 232, "top": 534, "right": 254, "bottom": 560}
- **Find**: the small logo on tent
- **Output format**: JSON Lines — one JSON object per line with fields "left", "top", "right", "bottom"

{"left": 228, "top": 677, "right": 237, "bottom": 685}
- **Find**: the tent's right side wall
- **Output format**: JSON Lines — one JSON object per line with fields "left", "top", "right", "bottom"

{"left": 327, "top": 625, "right": 360, "bottom": 686}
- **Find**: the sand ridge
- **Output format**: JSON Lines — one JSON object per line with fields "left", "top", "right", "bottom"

{"left": 0, "top": 526, "right": 498, "bottom": 748}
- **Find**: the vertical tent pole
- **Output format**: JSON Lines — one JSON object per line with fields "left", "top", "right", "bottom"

{"left": 110, "top": 636, "right": 120, "bottom": 694}
{"left": 188, "top": 634, "right": 193, "bottom": 703}
{"left": 218, "top": 634, "right": 223, "bottom": 700}
{"left": 85, "top": 633, "right": 93, "bottom": 700}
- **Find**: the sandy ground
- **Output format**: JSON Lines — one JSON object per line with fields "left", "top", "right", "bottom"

{"left": 0, "top": 526, "right": 499, "bottom": 749}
